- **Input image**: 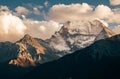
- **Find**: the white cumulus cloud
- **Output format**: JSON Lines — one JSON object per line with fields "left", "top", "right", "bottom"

{"left": 0, "top": 6, "right": 9, "bottom": 11}
{"left": 0, "top": 12, "right": 26, "bottom": 42}
{"left": 47, "top": 3, "right": 93, "bottom": 22}
{"left": 110, "top": 0, "right": 120, "bottom": 5}
{"left": 93, "top": 5, "right": 113, "bottom": 19}
{"left": 46, "top": 3, "right": 120, "bottom": 24}
{"left": 15, "top": 6, "right": 29, "bottom": 15}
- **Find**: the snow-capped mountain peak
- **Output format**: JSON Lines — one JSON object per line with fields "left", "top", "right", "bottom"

{"left": 48, "top": 19, "right": 115, "bottom": 53}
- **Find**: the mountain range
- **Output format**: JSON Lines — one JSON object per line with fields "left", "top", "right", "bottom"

{"left": 0, "top": 19, "right": 115, "bottom": 67}
{"left": 22, "top": 34, "right": 120, "bottom": 79}
{"left": 0, "top": 18, "right": 120, "bottom": 79}
{"left": 0, "top": 31, "right": 119, "bottom": 79}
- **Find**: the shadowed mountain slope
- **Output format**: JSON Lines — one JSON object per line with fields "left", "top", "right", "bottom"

{"left": 22, "top": 34, "right": 120, "bottom": 79}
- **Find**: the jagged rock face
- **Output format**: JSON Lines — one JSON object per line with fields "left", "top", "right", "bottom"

{"left": 9, "top": 34, "right": 58, "bottom": 67}
{"left": 48, "top": 19, "right": 115, "bottom": 54}
{"left": 9, "top": 34, "right": 46, "bottom": 67}
{"left": 17, "top": 34, "right": 46, "bottom": 54}
{"left": 94, "top": 20, "right": 115, "bottom": 41}
{"left": 9, "top": 43, "right": 36, "bottom": 67}
{"left": 9, "top": 52, "right": 36, "bottom": 67}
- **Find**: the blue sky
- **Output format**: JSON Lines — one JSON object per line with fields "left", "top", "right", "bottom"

{"left": 0, "top": 0, "right": 110, "bottom": 7}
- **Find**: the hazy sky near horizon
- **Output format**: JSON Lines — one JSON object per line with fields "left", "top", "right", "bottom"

{"left": 0, "top": 0, "right": 120, "bottom": 41}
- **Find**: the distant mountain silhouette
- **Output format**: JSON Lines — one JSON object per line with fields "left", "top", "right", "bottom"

{"left": 22, "top": 34, "right": 120, "bottom": 79}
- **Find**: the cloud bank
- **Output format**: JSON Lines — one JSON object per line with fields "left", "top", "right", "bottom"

{"left": 110, "top": 0, "right": 120, "bottom": 5}
{"left": 23, "top": 19, "right": 61, "bottom": 40}
{"left": 47, "top": 3, "right": 120, "bottom": 24}
{"left": 0, "top": 12, "right": 60, "bottom": 41}
{"left": 0, "top": 2, "right": 120, "bottom": 42}
{"left": 47, "top": 3, "right": 93, "bottom": 22}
